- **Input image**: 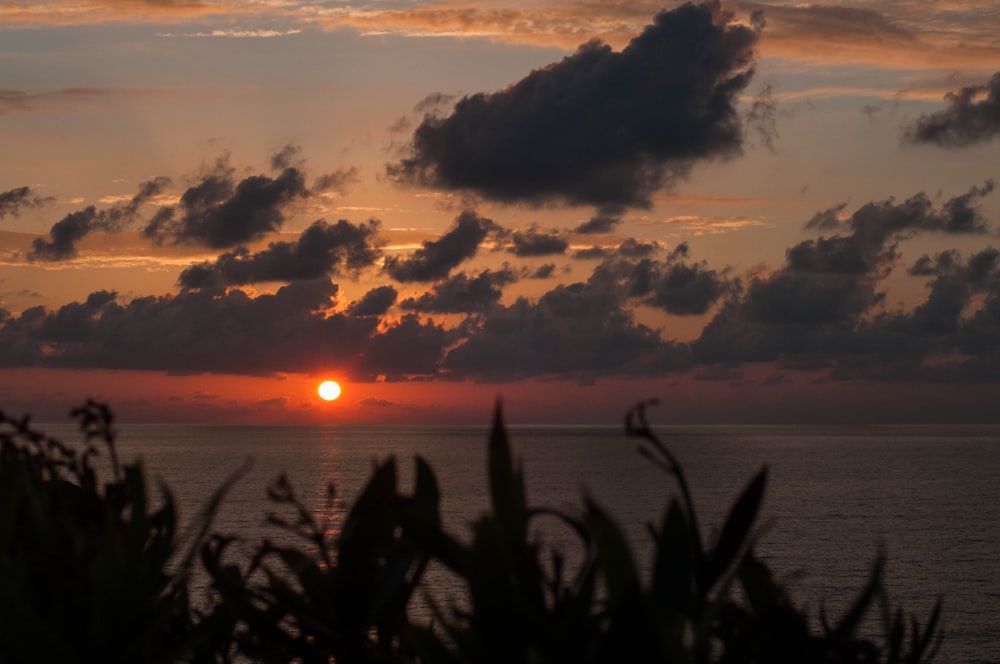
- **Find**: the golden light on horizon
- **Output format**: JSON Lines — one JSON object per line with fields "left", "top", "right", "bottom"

{"left": 318, "top": 380, "right": 342, "bottom": 401}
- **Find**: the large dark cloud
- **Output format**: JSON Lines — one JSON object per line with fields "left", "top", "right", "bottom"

{"left": 441, "top": 265, "right": 692, "bottom": 381}
{"left": 144, "top": 162, "right": 308, "bottom": 249}
{"left": 389, "top": 1, "right": 759, "bottom": 211}
{"left": 357, "top": 314, "right": 453, "bottom": 380}
{"left": 692, "top": 184, "right": 998, "bottom": 369}
{"left": 0, "top": 186, "right": 53, "bottom": 219}
{"left": 400, "top": 268, "right": 518, "bottom": 313}
{"left": 0, "top": 280, "right": 453, "bottom": 380}
{"left": 904, "top": 72, "right": 1000, "bottom": 147}
{"left": 178, "top": 219, "right": 381, "bottom": 290}
{"left": 29, "top": 177, "right": 171, "bottom": 261}
{"left": 9, "top": 180, "right": 1000, "bottom": 385}
{"left": 384, "top": 210, "right": 500, "bottom": 282}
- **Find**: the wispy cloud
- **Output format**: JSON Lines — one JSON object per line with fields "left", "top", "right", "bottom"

{"left": 157, "top": 28, "right": 302, "bottom": 38}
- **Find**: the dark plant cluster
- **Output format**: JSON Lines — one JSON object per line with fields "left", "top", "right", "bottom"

{"left": 0, "top": 400, "right": 941, "bottom": 663}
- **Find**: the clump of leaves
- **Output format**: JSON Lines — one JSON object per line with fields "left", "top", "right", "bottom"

{"left": 203, "top": 457, "right": 442, "bottom": 663}
{"left": 399, "top": 400, "right": 942, "bottom": 664}
{"left": 0, "top": 400, "right": 229, "bottom": 662}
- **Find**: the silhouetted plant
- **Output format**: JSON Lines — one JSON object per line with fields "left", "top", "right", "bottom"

{"left": 396, "top": 400, "right": 942, "bottom": 664}
{"left": 1, "top": 400, "right": 942, "bottom": 663}
{"left": 202, "top": 458, "right": 442, "bottom": 663}
{"left": 0, "top": 400, "right": 231, "bottom": 663}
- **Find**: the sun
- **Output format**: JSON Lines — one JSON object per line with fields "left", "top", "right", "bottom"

{"left": 317, "top": 380, "right": 342, "bottom": 401}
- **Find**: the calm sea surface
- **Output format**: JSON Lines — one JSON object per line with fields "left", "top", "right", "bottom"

{"left": 44, "top": 422, "right": 1000, "bottom": 663}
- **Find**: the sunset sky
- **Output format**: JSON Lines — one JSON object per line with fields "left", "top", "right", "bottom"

{"left": 2, "top": 0, "right": 999, "bottom": 424}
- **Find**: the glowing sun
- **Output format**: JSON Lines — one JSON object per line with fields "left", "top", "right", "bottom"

{"left": 317, "top": 380, "right": 342, "bottom": 401}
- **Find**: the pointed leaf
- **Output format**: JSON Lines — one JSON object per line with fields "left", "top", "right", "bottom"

{"left": 704, "top": 467, "right": 767, "bottom": 590}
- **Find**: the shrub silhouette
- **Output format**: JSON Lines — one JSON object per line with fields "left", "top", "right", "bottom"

{"left": 0, "top": 401, "right": 232, "bottom": 662}
{"left": 0, "top": 400, "right": 942, "bottom": 663}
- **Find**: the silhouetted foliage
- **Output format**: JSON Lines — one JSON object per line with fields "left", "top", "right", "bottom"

{"left": 0, "top": 400, "right": 942, "bottom": 663}
{"left": 0, "top": 400, "right": 229, "bottom": 662}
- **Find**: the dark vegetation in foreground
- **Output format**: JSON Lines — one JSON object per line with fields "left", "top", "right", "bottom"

{"left": 0, "top": 400, "right": 941, "bottom": 663}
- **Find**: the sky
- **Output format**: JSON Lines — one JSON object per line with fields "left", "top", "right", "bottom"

{"left": 1, "top": 0, "right": 1000, "bottom": 424}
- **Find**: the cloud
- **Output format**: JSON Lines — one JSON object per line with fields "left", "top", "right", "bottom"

{"left": 574, "top": 214, "right": 621, "bottom": 234}
{"left": 144, "top": 157, "right": 309, "bottom": 249}
{"left": 384, "top": 210, "right": 500, "bottom": 282}
{"left": 359, "top": 397, "right": 394, "bottom": 407}
{"left": 314, "top": 167, "right": 360, "bottom": 192}
{"left": 0, "top": 186, "right": 53, "bottom": 218}
{"left": 692, "top": 184, "right": 998, "bottom": 368}
{"left": 508, "top": 226, "right": 568, "bottom": 257}
{"left": 357, "top": 314, "right": 453, "bottom": 380}
{"left": 441, "top": 265, "right": 692, "bottom": 381}
{"left": 904, "top": 72, "right": 1000, "bottom": 147}
{"left": 902, "top": 248, "right": 1000, "bottom": 336}
{"left": 388, "top": 2, "right": 759, "bottom": 211}
{"left": 178, "top": 218, "right": 382, "bottom": 289}
{"left": 347, "top": 285, "right": 398, "bottom": 317}
{"left": 399, "top": 268, "right": 518, "bottom": 313}
{"left": 29, "top": 176, "right": 171, "bottom": 261}
{"left": 526, "top": 263, "right": 557, "bottom": 279}
{"left": 0, "top": 279, "right": 382, "bottom": 377}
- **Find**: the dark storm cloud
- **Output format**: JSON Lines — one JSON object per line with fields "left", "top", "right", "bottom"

{"left": 904, "top": 72, "right": 1000, "bottom": 147}
{"left": 389, "top": 1, "right": 759, "bottom": 210}
{"left": 178, "top": 219, "right": 382, "bottom": 289}
{"left": 347, "top": 286, "right": 398, "bottom": 317}
{"left": 144, "top": 164, "right": 308, "bottom": 249}
{"left": 29, "top": 176, "right": 171, "bottom": 261}
{"left": 384, "top": 210, "right": 500, "bottom": 282}
{"left": 508, "top": 226, "right": 568, "bottom": 257}
{"left": 0, "top": 186, "right": 53, "bottom": 218}
{"left": 399, "top": 268, "right": 518, "bottom": 313}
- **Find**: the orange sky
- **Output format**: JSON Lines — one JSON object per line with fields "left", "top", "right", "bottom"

{"left": 2, "top": 1, "right": 1000, "bottom": 423}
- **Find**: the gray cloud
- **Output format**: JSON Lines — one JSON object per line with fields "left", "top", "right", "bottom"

{"left": 144, "top": 160, "right": 308, "bottom": 249}
{"left": 384, "top": 210, "right": 500, "bottom": 282}
{"left": 692, "top": 184, "right": 998, "bottom": 370}
{"left": 904, "top": 72, "right": 1000, "bottom": 147}
{"left": 399, "top": 268, "right": 518, "bottom": 313}
{"left": 389, "top": 2, "right": 759, "bottom": 211}
{"left": 358, "top": 314, "right": 453, "bottom": 380}
{"left": 574, "top": 214, "right": 621, "bottom": 234}
{"left": 0, "top": 280, "right": 453, "bottom": 380}
{"left": 347, "top": 285, "right": 398, "bottom": 317}
{"left": 29, "top": 176, "right": 171, "bottom": 261}
{"left": 441, "top": 267, "right": 692, "bottom": 381}
{"left": 178, "top": 218, "right": 382, "bottom": 290}
{"left": 508, "top": 226, "right": 568, "bottom": 257}
{"left": 0, "top": 186, "right": 53, "bottom": 219}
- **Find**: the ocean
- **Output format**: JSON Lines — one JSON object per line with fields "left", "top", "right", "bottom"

{"left": 44, "top": 421, "right": 1000, "bottom": 663}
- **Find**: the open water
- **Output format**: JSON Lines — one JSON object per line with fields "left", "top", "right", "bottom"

{"left": 45, "top": 422, "right": 1000, "bottom": 663}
